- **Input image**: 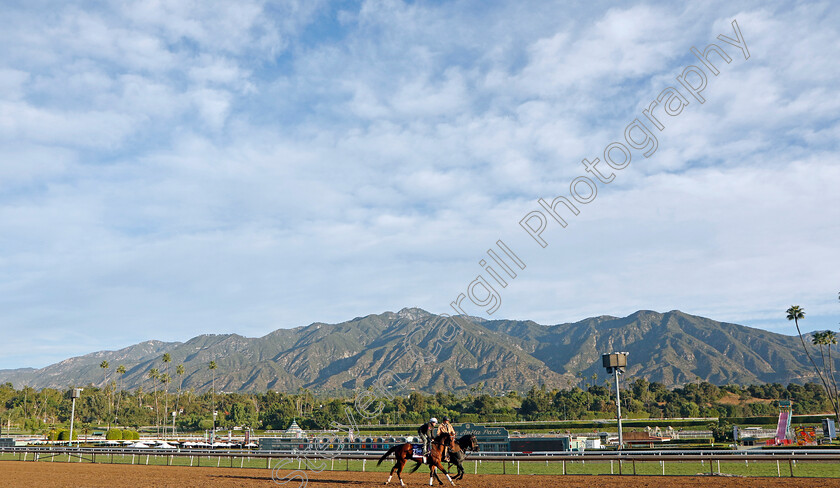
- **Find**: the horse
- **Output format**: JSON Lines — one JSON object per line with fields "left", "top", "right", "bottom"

{"left": 377, "top": 432, "right": 456, "bottom": 486}
{"left": 446, "top": 435, "right": 479, "bottom": 480}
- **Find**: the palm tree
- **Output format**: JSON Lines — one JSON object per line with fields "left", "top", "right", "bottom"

{"left": 100, "top": 360, "right": 109, "bottom": 386}
{"left": 787, "top": 306, "right": 838, "bottom": 421}
{"left": 99, "top": 361, "right": 111, "bottom": 429}
{"left": 161, "top": 353, "right": 172, "bottom": 438}
{"left": 159, "top": 373, "right": 171, "bottom": 439}
{"left": 115, "top": 365, "right": 126, "bottom": 426}
{"left": 812, "top": 331, "right": 839, "bottom": 418}
{"left": 813, "top": 331, "right": 828, "bottom": 371}
{"left": 175, "top": 364, "right": 185, "bottom": 412}
{"left": 825, "top": 331, "right": 840, "bottom": 405}
{"left": 209, "top": 360, "right": 217, "bottom": 441}
{"left": 148, "top": 368, "right": 160, "bottom": 436}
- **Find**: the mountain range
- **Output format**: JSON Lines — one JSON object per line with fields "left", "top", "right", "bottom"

{"left": 0, "top": 308, "right": 824, "bottom": 393}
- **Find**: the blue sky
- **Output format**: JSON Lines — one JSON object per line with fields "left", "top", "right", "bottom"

{"left": 1, "top": 1, "right": 838, "bottom": 370}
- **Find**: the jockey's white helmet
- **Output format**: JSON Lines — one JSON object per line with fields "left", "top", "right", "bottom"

{"left": 430, "top": 417, "right": 438, "bottom": 423}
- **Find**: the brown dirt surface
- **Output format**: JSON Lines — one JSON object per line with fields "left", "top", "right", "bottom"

{"left": 4, "top": 461, "right": 840, "bottom": 488}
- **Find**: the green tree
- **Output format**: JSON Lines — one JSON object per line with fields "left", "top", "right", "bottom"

{"left": 114, "top": 365, "right": 126, "bottom": 425}
{"left": 100, "top": 360, "right": 111, "bottom": 428}
{"left": 162, "top": 353, "right": 172, "bottom": 436}
{"left": 709, "top": 418, "right": 733, "bottom": 443}
{"left": 826, "top": 331, "right": 840, "bottom": 404}
{"left": 814, "top": 330, "right": 840, "bottom": 420}
{"left": 521, "top": 385, "right": 552, "bottom": 419}
{"left": 787, "top": 305, "right": 838, "bottom": 421}
{"left": 148, "top": 368, "right": 160, "bottom": 435}
{"left": 407, "top": 392, "right": 425, "bottom": 413}
{"left": 175, "top": 364, "right": 185, "bottom": 414}
{"left": 160, "top": 373, "right": 171, "bottom": 438}
{"left": 472, "top": 394, "right": 498, "bottom": 417}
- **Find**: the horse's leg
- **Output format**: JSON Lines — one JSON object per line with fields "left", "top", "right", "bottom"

{"left": 386, "top": 454, "right": 400, "bottom": 485}
{"left": 397, "top": 459, "right": 406, "bottom": 487}
{"left": 386, "top": 462, "right": 395, "bottom": 485}
{"left": 434, "top": 460, "right": 455, "bottom": 486}
{"left": 453, "top": 455, "right": 464, "bottom": 480}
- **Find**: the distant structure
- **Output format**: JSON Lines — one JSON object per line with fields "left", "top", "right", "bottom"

{"left": 285, "top": 420, "right": 305, "bottom": 438}
{"left": 775, "top": 400, "right": 793, "bottom": 444}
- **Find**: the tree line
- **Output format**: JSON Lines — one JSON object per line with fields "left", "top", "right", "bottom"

{"left": 0, "top": 379, "right": 832, "bottom": 435}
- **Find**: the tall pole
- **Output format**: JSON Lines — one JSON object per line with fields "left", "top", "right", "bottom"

{"left": 69, "top": 388, "right": 82, "bottom": 447}
{"left": 69, "top": 396, "right": 77, "bottom": 447}
{"left": 602, "top": 353, "right": 627, "bottom": 450}
{"left": 614, "top": 368, "right": 623, "bottom": 449}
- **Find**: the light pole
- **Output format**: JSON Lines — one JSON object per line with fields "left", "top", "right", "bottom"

{"left": 602, "top": 353, "right": 628, "bottom": 449}
{"left": 69, "top": 388, "right": 83, "bottom": 447}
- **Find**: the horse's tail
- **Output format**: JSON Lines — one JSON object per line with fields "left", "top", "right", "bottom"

{"left": 377, "top": 445, "right": 401, "bottom": 466}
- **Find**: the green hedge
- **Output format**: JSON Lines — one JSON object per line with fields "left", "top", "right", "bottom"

{"left": 56, "top": 429, "right": 77, "bottom": 441}
{"left": 122, "top": 430, "right": 140, "bottom": 440}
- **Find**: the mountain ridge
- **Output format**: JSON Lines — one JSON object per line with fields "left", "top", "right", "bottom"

{"left": 0, "top": 308, "right": 823, "bottom": 393}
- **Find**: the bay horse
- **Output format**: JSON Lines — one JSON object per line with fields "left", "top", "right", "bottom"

{"left": 446, "top": 435, "right": 479, "bottom": 480}
{"left": 377, "top": 432, "right": 455, "bottom": 486}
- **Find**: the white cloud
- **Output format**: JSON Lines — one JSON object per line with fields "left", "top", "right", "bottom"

{"left": 0, "top": 1, "right": 838, "bottom": 368}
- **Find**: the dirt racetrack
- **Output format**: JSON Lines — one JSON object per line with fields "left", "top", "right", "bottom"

{"left": 4, "top": 461, "right": 840, "bottom": 488}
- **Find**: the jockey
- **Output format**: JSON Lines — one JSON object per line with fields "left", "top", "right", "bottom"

{"left": 417, "top": 417, "right": 437, "bottom": 455}
{"left": 438, "top": 417, "right": 455, "bottom": 462}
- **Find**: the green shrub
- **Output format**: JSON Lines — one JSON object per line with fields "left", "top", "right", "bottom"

{"left": 122, "top": 430, "right": 140, "bottom": 440}
{"left": 57, "top": 429, "right": 77, "bottom": 441}
{"left": 106, "top": 429, "right": 123, "bottom": 440}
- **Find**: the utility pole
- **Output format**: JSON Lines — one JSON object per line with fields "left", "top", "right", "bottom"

{"left": 602, "top": 353, "right": 628, "bottom": 449}
{"left": 69, "top": 388, "right": 83, "bottom": 447}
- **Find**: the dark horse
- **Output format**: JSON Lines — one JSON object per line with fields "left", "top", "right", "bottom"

{"left": 446, "top": 435, "right": 479, "bottom": 480}
{"left": 377, "top": 432, "right": 455, "bottom": 486}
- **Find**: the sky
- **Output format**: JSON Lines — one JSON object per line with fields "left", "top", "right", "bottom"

{"left": 0, "top": 1, "right": 838, "bottom": 370}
